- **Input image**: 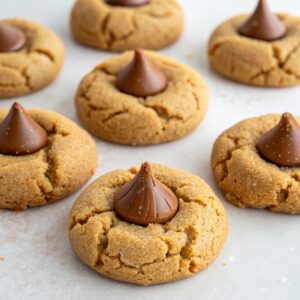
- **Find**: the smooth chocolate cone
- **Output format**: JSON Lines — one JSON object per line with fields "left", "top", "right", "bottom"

{"left": 0, "top": 23, "right": 26, "bottom": 52}
{"left": 257, "top": 113, "right": 300, "bottom": 167}
{"left": 0, "top": 103, "right": 48, "bottom": 155}
{"left": 238, "top": 0, "right": 286, "bottom": 41}
{"left": 116, "top": 49, "right": 167, "bottom": 97}
{"left": 106, "top": 0, "right": 149, "bottom": 6}
{"left": 114, "top": 162, "right": 179, "bottom": 226}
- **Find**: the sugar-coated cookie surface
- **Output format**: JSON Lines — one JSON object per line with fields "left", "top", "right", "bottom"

{"left": 208, "top": 14, "right": 300, "bottom": 87}
{"left": 0, "top": 109, "right": 97, "bottom": 211}
{"left": 212, "top": 114, "right": 300, "bottom": 214}
{"left": 0, "top": 19, "right": 64, "bottom": 98}
{"left": 70, "top": 0, "right": 183, "bottom": 51}
{"left": 75, "top": 50, "right": 208, "bottom": 145}
{"left": 68, "top": 163, "right": 228, "bottom": 286}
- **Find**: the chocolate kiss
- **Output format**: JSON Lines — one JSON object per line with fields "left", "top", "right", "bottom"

{"left": 257, "top": 113, "right": 300, "bottom": 167}
{"left": 114, "top": 162, "right": 179, "bottom": 226}
{"left": 0, "top": 103, "right": 48, "bottom": 155}
{"left": 106, "top": 0, "right": 150, "bottom": 7}
{"left": 238, "top": 0, "right": 286, "bottom": 41}
{"left": 0, "top": 23, "right": 27, "bottom": 53}
{"left": 116, "top": 49, "right": 167, "bottom": 97}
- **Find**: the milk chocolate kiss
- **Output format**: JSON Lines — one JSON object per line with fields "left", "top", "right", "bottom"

{"left": 114, "top": 162, "right": 179, "bottom": 226}
{"left": 238, "top": 0, "right": 286, "bottom": 41}
{"left": 116, "top": 49, "right": 167, "bottom": 97}
{"left": 257, "top": 113, "right": 300, "bottom": 167}
{"left": 106, "top": 0, "right": 149, "bottom": 6}
{"left": 0, "top": 103, "right": 48, "bottom": 155}
{"left": 0, "top": 23, "right": 27, "bottom": 52}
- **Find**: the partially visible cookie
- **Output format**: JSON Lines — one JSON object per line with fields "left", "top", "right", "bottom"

{"left": 0, "top": 19, "right": 64, "bottom": 98}
{"left": 0, "top": 103, "right": 97, "bottom": 211}
{"left": 70, "top": 0, "right": 183, "bottom": 51}
{"left": 208, "top": 1, "right": 300, "bottom": 87}
{"left": 211, "top": 114, "right": 300, "bottom": 214}
{"left": 75, "top": 50, "right": 208, "bottom": 145}
{"left": 68, "top": 163, "right": 228, "bottom": 285}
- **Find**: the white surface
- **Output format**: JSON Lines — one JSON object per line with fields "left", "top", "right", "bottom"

{"left": 0, "top": 1, "right": 300, "bottom": 299}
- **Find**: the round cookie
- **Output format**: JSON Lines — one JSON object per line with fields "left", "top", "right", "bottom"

{"left": 211, "top": 114, "right": 300, "bottom": 214}
{"left": 0, "top": 19, "right": 64, "bottom": 98}
{"left": 208, "top": 14, "right": 300, "bottom": 87}
{"left": 70, "top": 0, "right": 183, "bottom": 51}
{"left": 0, "top": 108, "right": 97, "bottom": 211}
{"left": 75, "top": 50, "right": 208, "bottom": 145}
{"left": 68, "top": 163, "right": 228, "bottom": 285}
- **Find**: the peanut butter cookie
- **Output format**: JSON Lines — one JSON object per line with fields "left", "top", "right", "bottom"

{"left": 208, "top": 5, "right": 300, "bottom": 87}
{"left": 70, "top": 0, "right": 183, "bottom": 51}
{"left": 75, "top": 50, "right": 208, "bottom": 145}
{"left": 0, "top": 104, "right": 97, "bottom": 211}
{"left": 211, "top": 114, "right": 300, "bottom": 214}
{"left": 68, "top": 163, "right": 228, "bottom": 285}
{"left": 0, "top": 18, "right": 64, "bottom": 98}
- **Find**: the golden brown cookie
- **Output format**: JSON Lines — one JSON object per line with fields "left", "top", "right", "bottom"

{"left": 211, "top": 114, "right": 300, "bottom": 214}
{"left": 0, "top": 108, "right": 97, "bottom": 211}
{"left": 75, "top": 50, "right": 208, "bottom": 145}
{"left": 208, "top": 14, "right": 300, "bottom": 87}
{"left": 70, "top": 0, "right": 184, "bottom": 51}
{"left": 68, "top": 163, "right": 228, "bottom": 285}
{"left": 0, "top": 19, "right": 64, "bottom": 98}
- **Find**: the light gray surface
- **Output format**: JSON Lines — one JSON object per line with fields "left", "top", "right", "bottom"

{"left": 0, "top": 1, "right": 300, "bottom": 299}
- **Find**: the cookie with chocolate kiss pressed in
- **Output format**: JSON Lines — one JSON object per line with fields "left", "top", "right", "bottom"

{"left": 0, "top": 18, "right": 64, "bottom": 99}
{"left": 0, "top": 103, "right": 97, "bottom": 211}
{"left": 208, "top": 0, "right": 300, "bottom": 87}
{"left": 68, "top": 163, "right": 228, "bottom": 285}
{"left": 70, "top": 0, "right": 183, "bottom": 51}
{"left": 75, "top": 50, "right": 208, "bottom": 145}
{"left": 211, "top": 113, "right": 300, "bottom": 214}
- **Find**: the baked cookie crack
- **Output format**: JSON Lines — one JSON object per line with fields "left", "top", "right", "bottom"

{"left": 213, "top": 135, "right": 250, "bottom": 183}
{"left": 34, "top": 49, "right": 55, "bottom": 63}
{"left": 0, "top": 63, "right": 32, "bottom": 90}
{"left": 272, "top": 46, "right": 300, "bottom": 80}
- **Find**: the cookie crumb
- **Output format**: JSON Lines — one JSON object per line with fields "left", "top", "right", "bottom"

{"left": 129, "top": 167, "right": 138, "bottom": 174}
{"left": 185, "top": 52, "right": 193, "bottom": 59}
{"left": 0, "top": 256, "right": 4, "bottom": 261}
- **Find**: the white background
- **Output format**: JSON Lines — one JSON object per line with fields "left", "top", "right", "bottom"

{"left": 1, "top": 0, "right": 300, "bottom": 299}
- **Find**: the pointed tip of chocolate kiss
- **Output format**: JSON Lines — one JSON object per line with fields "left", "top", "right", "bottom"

{"left": 106, "top": 0, "right": 150, "bottom": 6}
{"left": 0, "top": 102, "right": 48, "bottom": 156}
{"left": 257, "top": 113, "right": 300, "bottom": 167}
{"left": 116, "top": 49, "right": 167, "bottom": 97}
{"left": 0, "top": 23, "right": 26, "bottom": 53}
{"left": 114, "top": 162, "right": 178, "bottom": 226}
{"left": 238, "top": 0, "right": 286, "bottom": 41}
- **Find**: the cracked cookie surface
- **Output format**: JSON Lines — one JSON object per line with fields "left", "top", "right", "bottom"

{"left": 208, "top": 14, "right": 300, "bottom": 87}
{"left": 0, "top": 109, "right": 97, "bottom": 211}
{"left": 70, "top": 0, "right": 183, "bottom": 51}
{"left": 68, "top": 163, "right": 228, "bottom": 285}
{"left": 0, "top": 19, "right": 64, "bottom": 99}
{"left": 75, "top": 50, "right": 208, "bottom": 145}
{"left": 211, "top": 114, "right": 300, "bottom": 214}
